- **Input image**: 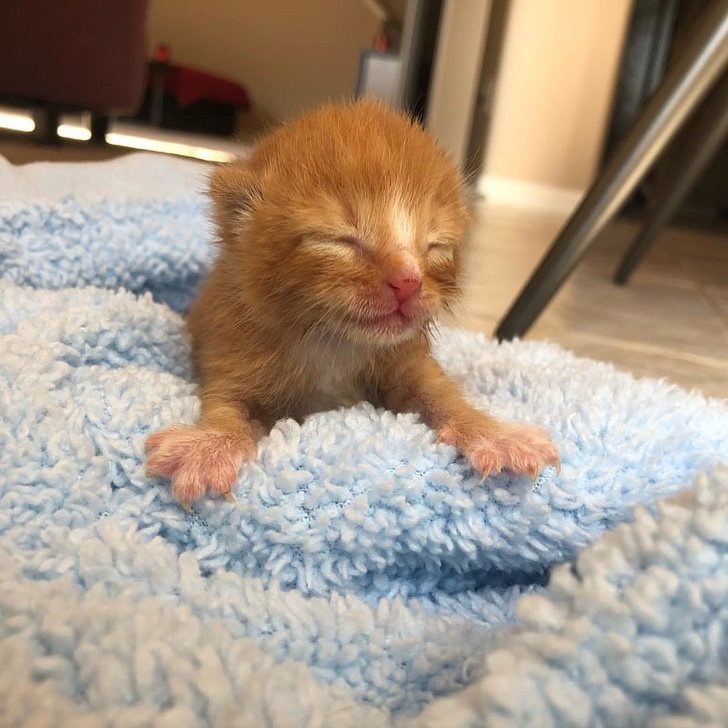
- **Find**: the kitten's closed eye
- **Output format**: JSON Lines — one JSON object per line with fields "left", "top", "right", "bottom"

{"left": 301, "top": 233, "right": 366, "bottom": 259}
{"left": 335, "top": 235, "right": 367, "bottom": 253}
{"left": 426, "top": 241, "right": 453, "bottom": 256}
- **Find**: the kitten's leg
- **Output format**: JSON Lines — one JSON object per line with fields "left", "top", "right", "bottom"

{"left": 145, "top": 397, "right": 259, "bottom": 507}
{"left": 382, "top": 353, "right": 559, "bottom": 481}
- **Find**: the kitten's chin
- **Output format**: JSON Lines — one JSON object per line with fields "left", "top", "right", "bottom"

{"left": 345, "top": 310, "right": 426, "bottom": 347}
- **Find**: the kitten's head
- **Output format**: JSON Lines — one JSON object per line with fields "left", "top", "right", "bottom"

{"left": 210, "top": 99, "right": 469, "bottom": 347}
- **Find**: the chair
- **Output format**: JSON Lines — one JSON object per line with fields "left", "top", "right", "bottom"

{"left": 495, "top": 0, "right": 728, "bottom": 340}
{"left": 0, "top": 0, "right": 150, "bottom": 144}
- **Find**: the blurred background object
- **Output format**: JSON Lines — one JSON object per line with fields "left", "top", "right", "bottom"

{"left": 126, "top": 42, "right": 251, "bottom": 138}
{"left": 605, "top": 0, "right": 728, "bottom": 227}
{"left": 0, "top": 0, "right": 636, "bottom": 179}
{"left": 0, "top": 0, "right": 149, "bottom": 144}
{"left": 495, "top": 0, "right": 728, "bottom": 340}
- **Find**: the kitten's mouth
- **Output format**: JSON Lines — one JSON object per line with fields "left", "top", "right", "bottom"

{"left": 354, "top": 309, "right": 415, "bottom": 332}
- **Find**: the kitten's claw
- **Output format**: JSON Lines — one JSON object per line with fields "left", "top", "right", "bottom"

{"left": 224, "top": 491, "right": 236, "bottom": 504}
{"left": 442, "top": 419, "right": 559, "bottom": 485}
{"left": 145, "top": 425, "right": 254, "bottom": 506}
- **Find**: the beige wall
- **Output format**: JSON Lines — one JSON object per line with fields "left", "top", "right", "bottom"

{"left": 147, "top": 0, "right": 379, "bottom": 126}
{"left": 482, "top": 0, "right": 632, "bottom": 193}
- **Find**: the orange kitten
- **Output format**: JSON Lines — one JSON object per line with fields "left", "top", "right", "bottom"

{"left": 146, "top": 100, "right": 559, "bottom": 506}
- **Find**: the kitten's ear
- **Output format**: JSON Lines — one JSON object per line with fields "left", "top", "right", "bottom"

{"left": 208, "top": 160, "right": 260, "bottom": 243}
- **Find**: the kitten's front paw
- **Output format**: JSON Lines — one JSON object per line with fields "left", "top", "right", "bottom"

{"left": 439, "top": 420, "right": 559, "bottom": 482}
{"left": 145, "top": 425, "right": 256, "bottom": 507}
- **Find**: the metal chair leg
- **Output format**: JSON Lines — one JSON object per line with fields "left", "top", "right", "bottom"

{"left": 495, "top": 0, "right": 728, "bottom": 340}
{"left": 615, "top": 70, "right": 728, "bottom": 284}
{"left": 90, "top": 115, "right": 110, "bottom": 145}
{"left": 32, "top": 105, "right": 60, "bottom": 145}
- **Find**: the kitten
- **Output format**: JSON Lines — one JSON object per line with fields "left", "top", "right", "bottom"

{"left": 146, "top": 99, "right": 559, "bottom": 507}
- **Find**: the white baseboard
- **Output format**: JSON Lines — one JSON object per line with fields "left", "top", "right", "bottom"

{"left": 478, "top": 175, "right": 584, "bottom": 215}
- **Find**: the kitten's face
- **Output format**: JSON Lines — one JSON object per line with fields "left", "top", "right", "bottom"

{"left": 211, "top": 101, "right": 469, "bottom": 347}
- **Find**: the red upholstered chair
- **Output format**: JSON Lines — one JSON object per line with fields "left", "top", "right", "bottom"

{"left": 0, "top": 0, "right": 150, "bottom": 142}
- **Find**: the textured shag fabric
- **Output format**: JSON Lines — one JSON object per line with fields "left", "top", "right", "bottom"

{"left": 1, "top": 153, "right": 727, "bottom": 726}
{"left": 403, "top": 466, "right": 728, "bottom": 728}
{"left": 0, "top": 153, "right": 211, "bottom": 312}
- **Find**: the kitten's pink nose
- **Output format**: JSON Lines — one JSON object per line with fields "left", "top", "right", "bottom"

{"left": 387, "top": 271, "right": 422, "bottom": 304}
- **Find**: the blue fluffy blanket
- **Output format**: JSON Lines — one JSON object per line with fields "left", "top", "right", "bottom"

{"left": 1, "top": 153, "right": 727, "bottom": 726}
